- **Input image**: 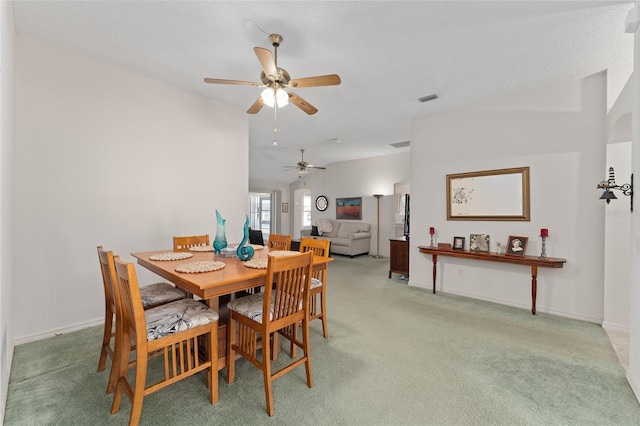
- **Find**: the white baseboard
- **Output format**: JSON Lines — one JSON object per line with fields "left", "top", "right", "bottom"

{"left": 627, "top": 371, "right": 640, "bottom": 405}
{"left": 13, "top": 317, "right": 103, "bottom": 346}
{"left": 1, "top": 363, "right": 8, "bottom": 425}
{"left": 602, "top": 321, "right": 630, "bottom": 334}
{"left": 418, "top": 286, "right": 602, "bottom": 324}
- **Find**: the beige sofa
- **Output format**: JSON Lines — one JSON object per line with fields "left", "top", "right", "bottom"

{"left": 303, "top": 219, "right": 371, "bottom": 257}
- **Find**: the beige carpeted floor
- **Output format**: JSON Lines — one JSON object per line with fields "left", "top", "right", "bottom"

{"left": 5, "top": 255, "right": 640, "bottom": 425}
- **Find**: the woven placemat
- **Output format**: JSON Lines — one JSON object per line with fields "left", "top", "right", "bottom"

{"left": 149, "top": 252, "right": 193, "bottom": 261}
{"left": 243, "top": 258, "right": 268, "bottom": 269}
{"left": 268, "top": 250, "right": 300, "bottom": 257}
{"left": 175, "top": 261, "right": 225, "bottom": 273}
{"left": 189, "top": 245, "right": 214, "bottom": 252}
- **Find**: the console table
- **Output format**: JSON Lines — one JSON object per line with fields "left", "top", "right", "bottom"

{"left": 417, "top": 246, "right": 566, "bottom": 315}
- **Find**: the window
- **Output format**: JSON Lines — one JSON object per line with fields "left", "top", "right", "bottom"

{"left": 249, "top": 192, "right": 272, "bottom": 236}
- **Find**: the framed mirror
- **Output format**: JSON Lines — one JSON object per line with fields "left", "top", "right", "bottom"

{"left": 446, "top": 167, "right": 530, "bottom": 221}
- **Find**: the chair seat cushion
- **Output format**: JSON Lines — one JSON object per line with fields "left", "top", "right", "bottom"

{"left": 310, "top": 277, "right": 323, "bottom": 289}
{"left": 145, "top": 298, "right": 219, "bottom": 341}
{"left": 227, "top": 293, "right": 274, "bottom": 324}
{"left": 140, "top": 282, "right": 186, "bottom": 308}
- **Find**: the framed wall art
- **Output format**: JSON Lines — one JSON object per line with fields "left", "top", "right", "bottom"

{"left": 446, "top": 167, "right": 530, "bottom": 221}
{"left": 282, "top": 202, "right": 289, "bottom": 213}
{"left": 506, "top": 236, "right": 528, "bottom": 256}
{"left": 336, "top": 197, "right": 362, "bottom": 220}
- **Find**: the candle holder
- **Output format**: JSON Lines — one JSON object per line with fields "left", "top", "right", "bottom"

{"left": 539, "top": 235, "right": 548, "bottom": 259}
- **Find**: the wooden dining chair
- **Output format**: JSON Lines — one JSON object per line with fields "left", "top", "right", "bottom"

{"left": 111, "top": 258, "right": 219, "bottom": 426}
{"left": 300, "top": 237, "right": 331, "bottom": 337}
{"left": 267, "top": 233, "right": 291, "bottom": 251}
{"left": 173, "top": 234, "right": 210, "bottom": 251}
{"left": 226, "top": 251, "right": 314, "bottom": 417}
{"left": 96, "top": 246, "right": 186, "bottom": 394}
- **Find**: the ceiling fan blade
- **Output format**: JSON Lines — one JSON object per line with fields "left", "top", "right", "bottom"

{"left": 306, "top": 165, "right": 326, "bottom": 170}
{"left": 288, "top": 92, "right": 318, "bottom": 115}
{"left": 254, "top": 47, "right": 277, "bottom": 80}
{"left": 247, "top": 97, "right": 264, "bottom": 114}
{"left": 289, "top": 74, "right": 341, "bottom": 88}
{"left": 204, "top": 78, "right": 261, "bottom": 87}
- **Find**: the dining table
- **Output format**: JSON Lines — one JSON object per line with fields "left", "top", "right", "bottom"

{"left": 131, "top": 245, "right": 333, "bottom": 369}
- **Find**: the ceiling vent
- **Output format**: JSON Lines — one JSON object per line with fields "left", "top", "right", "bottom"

{"left": 390, "top": 141, "right": 410, "bottom": 148}
{"left": 418, "top": 94, "right": 438, "bottom": 103}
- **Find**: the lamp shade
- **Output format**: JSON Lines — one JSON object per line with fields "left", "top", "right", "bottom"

{"left": 275, "top": 88, "right": 289, "bottom": 107}
{"left": 261, "top": 88, "right": 275, "bottom": 107}
{"left": 261, "top": 87, "right": 289, "bottom": 108}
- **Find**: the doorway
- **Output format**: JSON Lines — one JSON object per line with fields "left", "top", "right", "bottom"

{"left": 249, "top": 192, "right": 271, "bottom": 239}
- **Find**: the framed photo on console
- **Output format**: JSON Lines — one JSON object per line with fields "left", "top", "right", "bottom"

{"left": 469, "top": 234, "right": 490, "bottom": 252}
{"left": 506, "top": 236, "right": 528, "bottom": 256}
{"left": 453, "top": 236, "right": 465, "bottom": 250}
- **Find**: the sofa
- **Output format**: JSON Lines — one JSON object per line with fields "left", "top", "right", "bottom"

{"left": 303, "top": 219, "right": 371, "bottom": 257}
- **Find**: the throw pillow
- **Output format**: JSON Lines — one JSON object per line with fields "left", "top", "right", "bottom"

{"left": 311, "top": 225, "right": 320, "bottom": 236}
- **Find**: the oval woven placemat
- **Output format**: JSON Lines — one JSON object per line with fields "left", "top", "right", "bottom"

{"left": 149, "top": 252, "right": 193, "bottom": 261}
{"left": 189, "top": 245, "right": 214, "bottom": 252}
{"left": 268, "top": 250, "right": 300, "bottom": 257}
{"left": 175, "top": 261, "right": 225, "bottom": 273}
{"left": 243, "top": 258, "right": 268, "bottom": 269}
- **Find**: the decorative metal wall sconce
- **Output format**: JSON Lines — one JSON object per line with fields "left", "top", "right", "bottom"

{"left": 597, "top": 167, "right": 634, "bottom": 212}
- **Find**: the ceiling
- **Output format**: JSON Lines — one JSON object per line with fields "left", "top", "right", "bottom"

{"left": 12, "top": 1, "right": 635, "bottom": 184}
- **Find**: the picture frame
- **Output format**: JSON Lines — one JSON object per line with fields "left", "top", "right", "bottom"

{"left": 452, "top": 236, "right": 465, "bottom": 250}
{"left": 469, "top": 234, "right": 490, "bottom": 252}
{"left": 282, "top": 202, "right": 289, "bottom": 213}
{"left": 446, "top": 167, "right": 530, "bottom": 221}
{"left": 506, "top": 235, "right": 528, "bottom": 256}
{"left": 336, "top": 197, "right": 362, "bottom": 220}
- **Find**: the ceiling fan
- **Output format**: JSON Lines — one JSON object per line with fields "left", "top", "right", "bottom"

{"left": 204, "top": 33, "right": 341, "bottom": 115}
{"left": 284, "top": 149, "right": 326, "bottom": 175}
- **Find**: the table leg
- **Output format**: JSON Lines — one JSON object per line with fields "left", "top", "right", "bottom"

{"left": 432, "top": 254, "right": 437, "bottom": 294}
{"left": 207, "top": 297, "right": 219, "bottom": 312}
{"left": 531, "top": 265, "right": 538, "bottom": 315}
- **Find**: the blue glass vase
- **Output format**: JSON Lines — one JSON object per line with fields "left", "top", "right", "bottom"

{"left": 236, "top": 215, "right": 255, "bottom": 261}
{"left": 212, "top": 210, "right": 227, "bottom": 254}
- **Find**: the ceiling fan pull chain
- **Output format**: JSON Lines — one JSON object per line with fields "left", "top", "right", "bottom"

{"left": 273, "top": 106, "right": 278, "bottom": 146}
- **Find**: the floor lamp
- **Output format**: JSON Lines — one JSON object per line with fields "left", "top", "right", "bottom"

{"left": 373, "top": 194, "right": 383, "bottom": 258}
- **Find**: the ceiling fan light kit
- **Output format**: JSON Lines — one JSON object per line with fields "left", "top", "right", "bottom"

{"left": 204, "top": 33, "right": 341, "bottom": 115}
{"left": 261, "top": 87, "right": 289, "bottom": 108}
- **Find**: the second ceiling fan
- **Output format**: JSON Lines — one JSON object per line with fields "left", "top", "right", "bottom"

{"left": 204, "top": 33, "right": 341, "bottom": 115}
{"left": 284, "top": 149, "right": 326, "bottom": 175}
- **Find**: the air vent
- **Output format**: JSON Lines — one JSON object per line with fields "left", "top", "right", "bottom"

{"left": 418, "top": 94, "right": 438, "bottom": 103}
{"left": 390, "top": 141, "right": 410, "bottom": 149}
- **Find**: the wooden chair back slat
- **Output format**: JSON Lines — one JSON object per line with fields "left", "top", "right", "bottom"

{"left": 173, "top": 234, "right": 210, "bottom": 251}
{"left": 267, "top": 234, "right": 292, "bottom": 251}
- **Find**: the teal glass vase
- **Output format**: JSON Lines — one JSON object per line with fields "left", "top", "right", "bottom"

{"left": 236, "top": 215, "right": 255, "bottom": 261}
{"left": 212, "top": 210, "right": 227, "bottom": 254}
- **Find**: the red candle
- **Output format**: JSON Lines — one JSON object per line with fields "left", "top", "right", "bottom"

{"left": 429, "top": 227, "right": 435, "bottom": 235}
{"left": 540, "top": 228, "right": 549, "bottom": 237}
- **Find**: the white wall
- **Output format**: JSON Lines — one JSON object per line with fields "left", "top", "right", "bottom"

{"left": 603, "top": 141, "right": 632, "bottom": 332}
{"left": 289, "top": 152, "right": 410, "bottom": 257}
{"left": 13, "top": 35, "right": 249, "bottom": 342}
{"left": 410, "top": 74, "right": 607, "bottom": 322}
{"left": 627, "top": 0, "right": 640, "bottom": 402}
{"left": 0, "top": 1, "right": 15, "bottom": 420}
